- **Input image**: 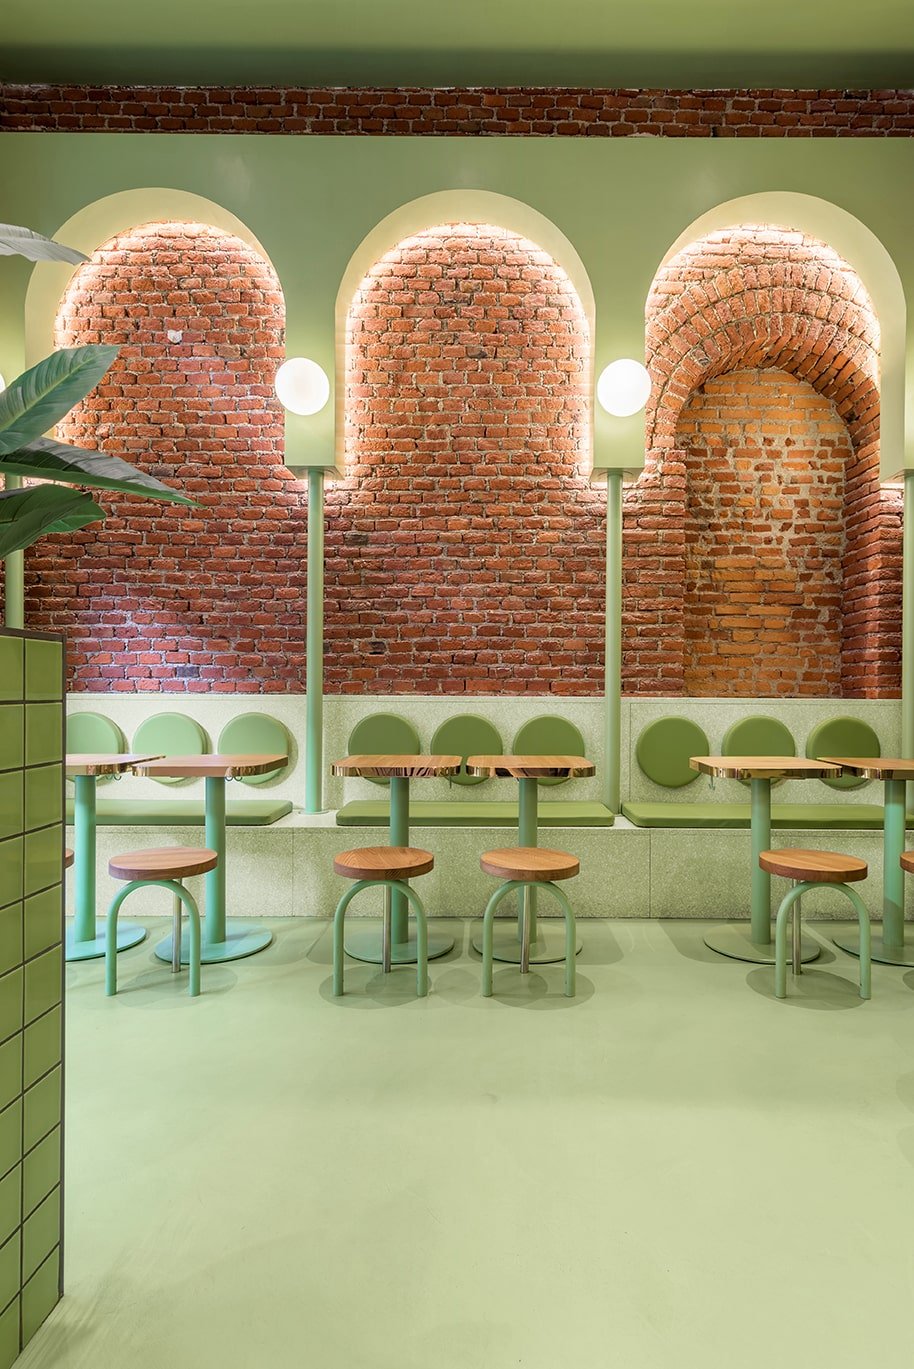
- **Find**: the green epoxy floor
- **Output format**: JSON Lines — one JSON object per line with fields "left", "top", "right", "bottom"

{"left": 20, "top": 919, "right": 914, "bottom": 1368}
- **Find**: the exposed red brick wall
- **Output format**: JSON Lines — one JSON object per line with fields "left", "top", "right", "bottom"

{"left": 41, "top": 221, "right": 294, "bottom": 691}
{"left": 1, "top": 86, "right": 913, "bottom": 136}
{"left": 331, "top": 223, "right": 600, "bottom": 693}
{"left": 13, "top": 216, "right": 899, "bottom": 699}
{"left": 679, "top": 369, "right": 851, "bottom": 696}
{"left": 632, "top": 224, "right": 898, "bottom": 699}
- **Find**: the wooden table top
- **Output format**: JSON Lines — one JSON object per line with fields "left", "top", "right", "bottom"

{"left": 331, "top": 754, "right": 461, "bottom": 779}
{"left": 466, "top": 754, "right": 596, "bottom": 779}
{"left": 132, "top": 754, "right": 287, "bottom": 779}
{"left": 66, "top": 753, "right": 163, "bottom": 777}
{"left": 690, "top": 755, "right": 843, "bottom": 781}
{"left": 822, "top": 756, "right": 914, "bottom": 781}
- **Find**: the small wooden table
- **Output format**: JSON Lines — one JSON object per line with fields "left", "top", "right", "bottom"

{"left": 65, "top": 753, "right": 163, "bottom": 962}
{"left": 466, "top": 754, "right": 595, "bottom": 965}
{"left": 133, "top": 754, "right": 287, "bottom": 964}
{"left": 823, "top": 757, "right": 914, "bottom": 966}
{"left": 690, "top": 755, "right": 842, "bottom": 964}
{"left": 331, "top": 754, "right": 461, "bottom": 964}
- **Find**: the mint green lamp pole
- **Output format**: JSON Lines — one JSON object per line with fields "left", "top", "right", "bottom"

{"left": 604, "top": 470, "right": 623, "bottom": 814}
{"left": 275, "top": 356, "right": 332, "bottom": 815}
{"left": 3, "top": 476, "right": 24, "bottom": 629}
{"left": 305, "top": 466, "right": 324, "bottom": 814}
{"left": 596, "top": 359, "right": 651, "bottom": 814}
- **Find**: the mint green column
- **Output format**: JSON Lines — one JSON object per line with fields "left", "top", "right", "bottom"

{"left": 3, "top": 475, "right": 24, "bottom": 630}
{"left": 305, "top": 468, "right": 324, "bottom": 814}
{"left": 518, "top": 775, "right": 538, "bottom": 942}
{"left": 881, "top": 778, "right": 906, "bottom": 951}
{"left": 749, "top": 777, "right": 772, "bottom": 946}
{"left": 66, "top": 774, "right": 146, "bottom": 961}
{"left": 604, "top": 471, "right": 623, "bottom": 813}
{"left": 389, "top": 774, "right": 409, "bottom": 946}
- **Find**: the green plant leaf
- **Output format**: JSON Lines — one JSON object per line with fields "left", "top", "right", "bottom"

{"left": 0, "top": 437, "right": 195, "bottom": 505}
{"left": 0, "top": 224, "right": 88, "bottom": 265}
{"left": 0, "top": 485, "right": 104, "bottom": 558}
{"left": 0, "top": 346, "right": 120, "bottom": 455}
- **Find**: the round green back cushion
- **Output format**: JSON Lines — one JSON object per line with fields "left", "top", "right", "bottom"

{"left": 722, "top": 716, "right": 796, "bottom": 788}
{"left": 513, "top": 716, "right": 586, "bottom": 788}
{"left": 806, "top": 717, "right": 881, "bottom": 791}
{"left": 217, "top": 714, "right": 290, "bottom": 786}
{"left": 66, "top": 712, "right": 125, "bottom": 786}
{"left": 347, "top": 713, "right": 421, "bottom": 788}
{"left": 430, "top": 715, "right": 502, "bottom": 787}
{"left": 636, "top": 717, "right": 708, "bottom": 789}
{"left": 133, "top": 713, "right": 209, "bottom": 786}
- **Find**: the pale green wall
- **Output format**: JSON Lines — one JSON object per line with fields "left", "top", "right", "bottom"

{"left": 0, "top": 133, "right": 912, "bottom": 476}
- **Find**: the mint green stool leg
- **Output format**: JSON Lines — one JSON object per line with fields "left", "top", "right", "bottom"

{"left": 106, "top": 878, "right": 202, "bottom": 997}
{"left": 333, "top": 878, "right": 430, "bottom": 998}
{"left": 482, "top": 881, "right": 523, "bottom": 997}
{"left": 775, "top": 880, "right": 871, "bottom": 1001}
{"left": 68, "top": 774, "right": 146, "bottom": 962}
{"left": 544, "top": 882, "right": 577, "bottom": 998}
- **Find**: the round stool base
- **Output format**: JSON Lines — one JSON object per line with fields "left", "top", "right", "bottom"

{"left": 833, "top": 929, "right": 914, "bottom": 967}
{"left": 65, "top": 920, "right": 147, "bottom": 962}
{"left": 704, "top": 924, "right": 821, "bottom": 966}
{"left": 155, "top": 921, "right": 273, "bottom": 965}
{"left": 472, "top": 923, "right": 583, "bottom": 965}
{"left": 343, "top": 926, "right": 454, "bottom": 965}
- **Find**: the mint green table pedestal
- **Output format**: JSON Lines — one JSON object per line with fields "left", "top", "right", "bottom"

{"left": 704, "top": 778, "right": 821, "bottom": 966}
{"left": 472, "top": 777, "right": 583, "bottom": 966}
{"left": 66, "top": 774, "right": 147, "bottom": 962}
{"left": 344, "top": 776, "right": 455, "bottom": 965}
{"left": 155, "top": 776, "right": 273, "bottom": 964}
{"left": 834, "top": 777, "right": 914, "bottom": 966}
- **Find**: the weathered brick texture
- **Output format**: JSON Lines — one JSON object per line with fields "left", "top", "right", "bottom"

{"left": 1, "top": 86, "right": 913, "bottom": 136}
{"left": 9, "top": 216, "right": 899, "bottom": 699}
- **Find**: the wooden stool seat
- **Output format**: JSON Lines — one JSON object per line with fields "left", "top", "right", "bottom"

{"left": 760, "top": 848, "right": 867, "bottom": 884}
{"left": 64, "top": 848, "right": 74, "bottom": 869}
{"left": 333, "top": 846, "right": 434, "bottom": 882}
{"left": 901, "top": 851, "right": 914, "bottom": 874}
{"left": 480, "top": 847, "right": 579, "bottom": 883}
{"left": 108, "top": 847, "right": 218, "bottom": 882}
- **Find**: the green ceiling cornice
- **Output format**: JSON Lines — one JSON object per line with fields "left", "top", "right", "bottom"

{"left": 2, "top": 0, "right": 913, "bottom": 88}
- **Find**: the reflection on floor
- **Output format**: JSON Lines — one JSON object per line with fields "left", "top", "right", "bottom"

{"left": 19, "top": 920, "right": 914, "bottom": 1369}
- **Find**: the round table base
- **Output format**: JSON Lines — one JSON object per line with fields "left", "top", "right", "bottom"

{"left": 832, "top": 929, "right": 914, "bottom": 967}
{"left": 343, "top": 927, "right": 455, "bottom": 965}
{"left": 65, "top": 920, "right": 147, "bottom": 962}
{"left": 155, "top": 921, "right": 274, "bottom": 965}
{"left": 471, "top": 924, "right": 583, "bottom": 965}
{"left": 704, "top": 924, "right": 821, "bottom": 966}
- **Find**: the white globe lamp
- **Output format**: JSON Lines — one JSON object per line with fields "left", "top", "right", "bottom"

{"left": 596, "top": 359, "right": 651, "bottom": 418}
{"left": 274, "top": 358, "right": 330, "bottom": 416}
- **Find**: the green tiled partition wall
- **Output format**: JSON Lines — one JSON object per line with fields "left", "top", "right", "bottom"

{"left": 0, "top": 628, "right": 64, "bottom": 1364}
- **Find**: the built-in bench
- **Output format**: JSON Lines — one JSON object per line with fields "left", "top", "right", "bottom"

{"left": 66, "top": 798, "right": 294, "bottom": 827}
{"left": 337, "top": 800, "right": 614, "bottom": 827}
{"left": 622, "top": 802, "right": 909, "bottom": 830}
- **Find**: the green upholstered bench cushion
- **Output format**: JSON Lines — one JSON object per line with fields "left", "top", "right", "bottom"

{"left": 336, "top": 800, "right": 615, "bottom": 828}
{"left": 622, "top": 802, "right": 906, "bottom": 830}
{"left": 66, "top": 798, "right": 293, "bottom": 827}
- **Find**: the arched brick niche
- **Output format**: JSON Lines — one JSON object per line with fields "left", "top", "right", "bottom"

{"left": 625, "top": 224, "right": 900, "bottom": 698}
{"left": 39, "top": 221, "right": 296, "bottom": 692}
{"left": 330, "top": 222, "right": 599, "bottom": 694}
